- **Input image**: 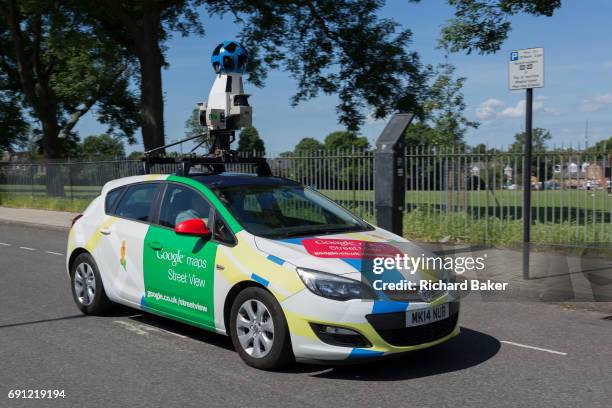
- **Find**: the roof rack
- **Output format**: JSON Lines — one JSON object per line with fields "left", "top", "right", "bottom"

{"left": 141, "top": 134, "right": 271, "bottom": 177}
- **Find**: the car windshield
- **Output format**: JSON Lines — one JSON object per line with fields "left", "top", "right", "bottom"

{"left": 211, "top": 183, "right": 372, "bottom": 239}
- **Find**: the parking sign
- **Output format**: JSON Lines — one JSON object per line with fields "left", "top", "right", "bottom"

{"left": 509, "top": 48, "right": 544, "bottom": 90}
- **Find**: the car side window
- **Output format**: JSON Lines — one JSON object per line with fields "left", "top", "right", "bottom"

{"left": 114, "top": 183, "right": 159, "bottom": 222}
{"left": 213, "top": 211, "right": 235, "bottom": 245}
{"left": 105, "top": 187, "right": 124, "bottom": 214}
{"left": 159, "top": 184, "right": 212, "bottom": 229}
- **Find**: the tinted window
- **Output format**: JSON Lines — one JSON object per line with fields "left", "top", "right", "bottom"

{"left": 114, "top": 183, "right": 159, "bottom": 222}
{"left": 159, "top": 184, "right": 212, "bottom": 229}
{"left": 105, "top": 187, "right": 124, "bottom": 214}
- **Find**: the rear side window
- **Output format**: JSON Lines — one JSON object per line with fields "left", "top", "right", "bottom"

{"left": 114, "top": 183, "right": 160, "bottom": 222}
{"left": 105, "top": 187, "right": 124, "bottom": 214}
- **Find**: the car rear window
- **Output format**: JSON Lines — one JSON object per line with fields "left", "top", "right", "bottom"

{"left": 105, "top": 187, "right": 124, "bottom": 214}
{"left": 113, "top": 183, "right": 160, "bottom": 222}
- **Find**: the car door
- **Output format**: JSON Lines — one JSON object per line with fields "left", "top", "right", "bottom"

{"left": 94, "top": 182, "right": 162, "bottom": 306}
{"left": 142, "top": 182, "right": 218, "bottom": 329}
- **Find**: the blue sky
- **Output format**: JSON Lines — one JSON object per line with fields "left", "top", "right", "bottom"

{"left": 75, "top": 0, "right": 612, "bottom": 153}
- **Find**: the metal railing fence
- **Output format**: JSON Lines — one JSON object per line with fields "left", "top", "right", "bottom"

{"left": 1, "top": 147, "right": 610, "bottom": 244}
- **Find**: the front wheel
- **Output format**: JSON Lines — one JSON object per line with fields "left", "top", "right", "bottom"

{"left": 229, "top": 287, "right": 294, "bottom": 370}
{"left": 70, "top": 253, "right": 113, "bottom": 315}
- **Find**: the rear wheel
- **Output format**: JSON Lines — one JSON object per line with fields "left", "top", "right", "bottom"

{"left": 70, "top": 253, "right": 113, "bottom": 315}
{"left": 229, "top": 287, "right": 293, "bottom": 370}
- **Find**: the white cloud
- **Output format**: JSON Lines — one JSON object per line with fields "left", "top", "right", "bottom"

{"left": 499, "top": 100, "right": 527, "bottom": 118}
{"left": 475, "top": 99, "right": 504, "bottom": 120}
{"left": 580, "top": 93, "right": 612, "bottom": 112}
{"left": 476, "top": 96, "right": 559, "bottom": 120}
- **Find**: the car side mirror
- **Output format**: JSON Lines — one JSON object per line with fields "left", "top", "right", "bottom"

{"left": 175, "top": 218, "right": 211, "bottom": 238}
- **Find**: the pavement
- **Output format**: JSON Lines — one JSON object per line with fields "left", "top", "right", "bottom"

{"left": 0, "top": 206, "right": 77, "bottom": 231}
{"left": 419, "top": 242, "right": 612, "bottom": 306}
{"left": 0, "top": 221, "right": 611, "bottom": 407}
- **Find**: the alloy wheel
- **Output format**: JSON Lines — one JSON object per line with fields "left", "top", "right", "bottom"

{"left": 236, "top": 299, "right": 275, "bottom": 358}
{"left": 74, "top": 262, "right": 96, "bottom": 306}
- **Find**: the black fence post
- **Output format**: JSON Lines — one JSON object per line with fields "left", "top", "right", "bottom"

{"left": 375, "top": 113, "right": 414, "bottom": 236}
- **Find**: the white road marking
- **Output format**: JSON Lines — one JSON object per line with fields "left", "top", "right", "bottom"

{"left": 501, "top": 340, "right": 567, "bottom": 356}
{"left": 19, "top": 246, "right": 35, "bottom": 251}
{"left": 45, "top": 251, "right": 64, "bottom": 256}
{"left": 113, "top": 320, "right": 149, "bottom": 335}
{"left": 0, "top": 242, "right": 11, "bottom": 246}
{"left": 113, "top": 320, "right": 187, "bottom": 339}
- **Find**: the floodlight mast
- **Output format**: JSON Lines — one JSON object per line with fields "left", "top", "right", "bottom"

{"left": 142, "top": 40, "right": 269, "bottom": 177}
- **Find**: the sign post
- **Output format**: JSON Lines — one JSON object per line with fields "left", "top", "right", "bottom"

{"left": 523, "top": 88, "right": 533, "bottom": 280}
{"left": 509, "top": 47, "right": 544, "bottom": 280}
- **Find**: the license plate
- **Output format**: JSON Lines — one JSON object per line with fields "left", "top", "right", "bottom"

{"left": 406, "top": 303, "right": 449, "bottom": 327}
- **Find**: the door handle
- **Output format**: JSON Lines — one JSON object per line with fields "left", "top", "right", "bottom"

{"left": 148, "top": 241, "right": 162, "bottom": 251}
{"left": 99, "top": 228, "right": 112, "bottom": 235}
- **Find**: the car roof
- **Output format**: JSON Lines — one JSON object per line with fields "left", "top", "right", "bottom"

{"left": 100, "top": 172, "right": 300, "bottom": 196}
{"left": 190, "top": 172, "right": 300, "bottom": 189}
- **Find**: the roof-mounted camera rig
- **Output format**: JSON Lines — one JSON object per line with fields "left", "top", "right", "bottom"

{"left": 141, "top": 40, "right": 271, "bottom": 177}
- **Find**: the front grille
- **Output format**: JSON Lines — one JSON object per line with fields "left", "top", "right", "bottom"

{"left": 366, "top": 302, "right": 459, "bottom": 347}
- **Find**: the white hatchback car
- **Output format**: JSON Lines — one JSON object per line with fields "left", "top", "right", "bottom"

{"left": 67, "top": 172, "right": 459, "bottom": 369}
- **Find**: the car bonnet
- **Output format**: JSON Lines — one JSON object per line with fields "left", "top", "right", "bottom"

{"left": 253, "top": 228, "right": 427, "bottom": 277}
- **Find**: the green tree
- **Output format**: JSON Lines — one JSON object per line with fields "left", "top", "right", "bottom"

{"left": 404, "top": 121, "right": 438, "bottom": 150}
{"left": 76, "top": 0, "right": 204, "bottom": 152}
{"left": 0, "top": 1, "right": 139, "bottom": 195}
{"left": 0, "top": 1, "right": 139, "bottom": 157}
{"left": 586, "top": 136, "right": 612, "bottom": 154}
{"left": 127, "top": 151, "right": 144, "bottom": 160}
{"left": 79, "top": 134, "right": 126, "bottom": 158}
{"left": 237, "top": 126, "right": 265, "bottom": 154}
{"left": 294, "top": 137, "right": 324, "bottom": 154}
{"left": 184, "top": 108, "right": 204, "bottom": 139}
{"left": 509, "top": 128, "right": 552, "bottom": 153}
{"left": 206, "top": 1, "right": 430, "bottom": 132}
{"left": 440, "top": 1, "right": 561, "bottom": 54}
{"left": 74, "top": 0, "right": 559, "bottom": 153}
{"left": 425, "top": 62, "right": 478, "bottom": 148}
{"left": 184, "top": 107, "right": 211, "bottom": 152}
{"left": 510, "top": 128, "right": 553, "bottom": 182}
{"left": 0, "top": 91, "right": 29, "bottom": 152}
{"left": 403, "top": 63, "right": 476, "bottom": 151}
{"left": 324, "top": 131, "right": 369, "bottom": 151}
{"left": 472, "top": 143, "right": 487, "bottom": 154}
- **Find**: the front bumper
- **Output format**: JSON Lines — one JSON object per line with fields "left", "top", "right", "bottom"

{"left": 281, "top": 289, "right": 460, "bottom": 362}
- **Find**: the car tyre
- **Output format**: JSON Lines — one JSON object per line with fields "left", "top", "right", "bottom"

{"left": 70, "top": 253, "right": 113, "bottom": 315}
{"left": 229, "top": 287, "right": 294, "bottom": 370}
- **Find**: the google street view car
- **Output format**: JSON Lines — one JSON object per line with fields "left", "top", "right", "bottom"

{"left": 66, "top": 171, "right": 460, "bottom": 369}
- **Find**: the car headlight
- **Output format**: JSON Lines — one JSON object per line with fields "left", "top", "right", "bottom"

{"left": 296, "top": 268, "right": 375, "bottom": 301}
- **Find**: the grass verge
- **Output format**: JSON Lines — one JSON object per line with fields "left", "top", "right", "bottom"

{"left": 0, "top": 194, "right": 90, "bottom": 212}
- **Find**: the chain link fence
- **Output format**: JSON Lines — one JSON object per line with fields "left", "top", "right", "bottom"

{"left": 1, "top": 148, "right": 610, "bottom": 244}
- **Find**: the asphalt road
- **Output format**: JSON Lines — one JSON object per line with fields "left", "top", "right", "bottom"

{"left": 1, "top": 223, "right": 611, "bottom": 408}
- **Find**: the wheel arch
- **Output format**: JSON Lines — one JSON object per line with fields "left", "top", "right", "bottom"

{"left": 68, "top": 247, "right": 91, "bottom": 275}
{"left": 223, "top": 280, "right": 270, "bottom": 334}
